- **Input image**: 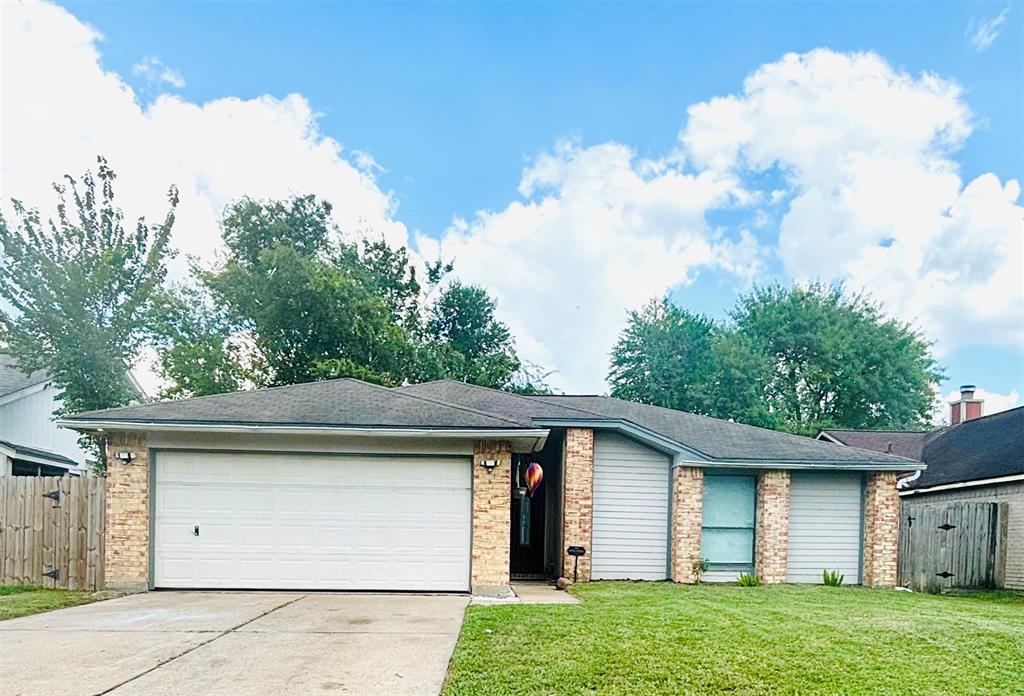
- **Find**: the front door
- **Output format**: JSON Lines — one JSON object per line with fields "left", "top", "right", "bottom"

{"left": 510, "top": 456, "right": 546, "bottom": 578}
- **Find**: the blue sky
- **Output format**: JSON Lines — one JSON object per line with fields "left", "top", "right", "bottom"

{"left": 5, "top": 1, "right": 1023, "bottom": 413}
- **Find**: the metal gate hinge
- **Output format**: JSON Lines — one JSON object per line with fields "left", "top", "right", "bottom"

{"left": 936, "top": 571, "right": 954, "bottom": 578}
{"left": 938, "top": 523, "right": 956, "bottom": 531}
{"left": 43, "top": 490, "right": 59, "bottom": 502}
{"left": 42, "top": 569, "right": 60, "bottom": 580}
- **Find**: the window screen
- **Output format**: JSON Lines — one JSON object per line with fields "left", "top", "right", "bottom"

{"left": 701, "top": 475, "right": 755, "bottom": 569}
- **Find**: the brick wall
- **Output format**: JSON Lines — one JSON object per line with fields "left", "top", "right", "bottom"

{"left": 671, "top": 466, "right": 704, "bottom": 583}
{"left": 755, "top": 470, "right": 791, "bottom": 584}
{"left": 471, "top": 440, "right": 512, "bottom": 592}
{"left": 104, "top": 432, "right": 150, "bottom": 591}
{"left": 863, "top": 471, "right": 900, "bottom": 587}
{"left": 561, "top": 428, "right": 594, "bottom": 582}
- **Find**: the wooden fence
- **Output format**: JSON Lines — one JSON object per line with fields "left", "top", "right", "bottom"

{"left": 898, "top": 500, "right": 1004, "bottom": 593}
{"left": 0, "top": 476, "right": 105, "bottom": 590}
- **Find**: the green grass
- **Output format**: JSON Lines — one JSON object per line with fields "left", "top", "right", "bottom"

{"left": 444, "top": 583, "right": 1024, "bottom": 695}
{"left": 0, "top": 585, "right": 98, "bottom": 620}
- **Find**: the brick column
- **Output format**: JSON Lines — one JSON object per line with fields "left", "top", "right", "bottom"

{"left": 671, "top": 466, "right": 704, "bottom": 583}
{"left": 471, "top": 440, "right": 512, "bottom": 594}
{"left": 561, "top": 428, "right": 594, "bottom": 582}
{"left": 104, "top": 432, "right": 150, "bottom": 591}
{"left": 862, "top": 471, "right": 900, "bottom": 588}
{"left": 755, "top": 470, "right": 791, "bottom": 584}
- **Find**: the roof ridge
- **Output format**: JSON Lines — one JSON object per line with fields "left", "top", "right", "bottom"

{"left": 407, "top": 379, "right": 614, "bottom": 420}
{"left": 380, "top": 381, "right": 532, "bottom": 428}
{"left": 821, "top": 428, "right": 929, "bottom": 434}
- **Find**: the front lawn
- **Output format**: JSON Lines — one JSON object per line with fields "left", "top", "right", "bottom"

{"left": 444, "top": 583, "right": 1024, "bottom": 695}
{"left": 0, "top": 585, "right": 98, "bottom": 621}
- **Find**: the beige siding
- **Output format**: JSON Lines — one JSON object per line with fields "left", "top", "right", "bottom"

{"left": 901, "top": 481, "right": 1024, "bottom": 590}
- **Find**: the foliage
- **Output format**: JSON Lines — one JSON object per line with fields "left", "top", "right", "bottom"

{"left": 608, "top": 298, "right": 715, "bottom": 413}
{"left": 444, "top": 583, "right": 1024, "bottom": 695}
{"left": 608, "top": 283, "right": 942, "bottom": 434}
{"left": 691, "top": 556, "right": 710, "bottom": 584}
{"left": 155, "top": 195, "right": 533, "bottom": 395}
{"left": 737, "top": 572, "right": 761, "bottom": 587}
{"left": 823, "top": 569, "right": 844, "bottom": 587}
{"left": 0, "top": 157, "right": 176, "bottom": 461}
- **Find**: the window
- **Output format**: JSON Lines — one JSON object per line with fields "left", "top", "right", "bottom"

{"left": 701, "top": 475, "right": 755, "bottom": 570}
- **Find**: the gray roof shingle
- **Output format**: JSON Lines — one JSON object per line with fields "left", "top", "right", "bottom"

{"left": 0, "top": 354, "right": 49, "bottom": 398}
{"left": 66, "top": 378, "right": 534, "bottom": 430}
{"left": 818, "top": 429, "right": 934, "bottom": 461}
{"left": 65, "top": 378, "right": 918, "bottom": 465}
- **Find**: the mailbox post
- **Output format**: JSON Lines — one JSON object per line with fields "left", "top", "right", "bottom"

{"left": 567, "top": 545, "right": 586, "bottom": 583}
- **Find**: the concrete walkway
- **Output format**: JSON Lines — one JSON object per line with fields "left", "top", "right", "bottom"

{"left": 0, "top": 591, "right": 469, "bottom": 696}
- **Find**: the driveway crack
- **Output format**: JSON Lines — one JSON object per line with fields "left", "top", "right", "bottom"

{"left": 96, "top": 595, "right": 307, "bottom": 695}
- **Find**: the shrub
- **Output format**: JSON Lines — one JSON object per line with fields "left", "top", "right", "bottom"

{"left": 737, "top": 573, "right": 761, "bottom": 587}
{"left": 823, "top": 569, "right": 844, "bottom": 586}
{"left": 691, "top": 556, "right": 710, "bottom": 583}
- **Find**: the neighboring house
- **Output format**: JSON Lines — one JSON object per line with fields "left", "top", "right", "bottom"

{"left": 0, "top": 354, "right": 89, "bottom": 476}
{"left": 819, "top": 386, "right": 1024, "bottom": 590}
{"left": 59, "top": 378, "right": 920, "bottom": 594}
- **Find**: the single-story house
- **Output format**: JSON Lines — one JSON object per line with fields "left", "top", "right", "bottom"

{"left": 59, "top": 378, "right": 920, "bottom": 594}
{"left": 0, "top": 354, "right": 89, "bottom": 476}
{"left": 819, "top": 386, "right": 1023, "bottom": 590}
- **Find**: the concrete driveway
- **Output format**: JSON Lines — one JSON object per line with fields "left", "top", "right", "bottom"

{"left": 0, "top": 591, "right": 469, "bottom": 696}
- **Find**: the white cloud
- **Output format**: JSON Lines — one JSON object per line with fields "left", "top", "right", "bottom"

{"left": 968, "top": 7, "right": 1011, "bottom": 52}
{"left": 681, "top": 49, "right": 1024, "bottom": 356}
{"left": 934, "top": 386, "right": 1020, "bottom": 425}
{"left": 1, "top": 1, "right": 411, "bottom": 280}
{"left": 2, "top": 3, "right": 1020, "bottom": 397}
{"left": 132, "top": 55, "right": 185, "bottom": 89}
{"left": 420, "top": 140, "right": 760, "bottom": 392}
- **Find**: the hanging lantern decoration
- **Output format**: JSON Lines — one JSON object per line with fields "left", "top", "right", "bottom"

{"left": 525, "top": 462, "right": 544, "bottom": 497}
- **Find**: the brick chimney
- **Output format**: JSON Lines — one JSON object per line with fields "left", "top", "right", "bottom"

{"left": 950, "top": 384, "right": 984, "bottom": 425}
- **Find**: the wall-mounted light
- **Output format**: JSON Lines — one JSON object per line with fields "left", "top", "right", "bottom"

{"left": 115, "top": 451, "right": 135, "bottom": 463}
{"left": 480, "top": 459, "right": 499, "bottom": 472}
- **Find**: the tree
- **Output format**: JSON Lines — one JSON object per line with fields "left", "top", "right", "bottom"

{"left": 731, "top": 283, "right": 942, "bottom": 434}
{"left": 608, "top": 298, "right": 715, "bottom": 413}
{"left": 424, "top": 282, "right": 521, "bottom": 388}
{"left": 608, "top": 284, "right": 942, "bottom": 435}
{"left": 0, "top": 157, "right": 177, "bottom": 460}
{"left": 154, "top": 195, "right": 537, "bottom": 395}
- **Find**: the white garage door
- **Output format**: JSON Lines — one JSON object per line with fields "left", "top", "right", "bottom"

{"left": 154, "top": 451, "right": 472, "bottom": 591}
{"left": 788, "top": 471, "right": 863, "bottom": 584}
{"left": 591, "top": 432, "right": 670, "bottom": 580}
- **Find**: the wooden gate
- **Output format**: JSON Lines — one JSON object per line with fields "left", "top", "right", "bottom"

{"left": 0, "top": 476, "right": 105, "bottom": 590}
{"left": 898, "top": 501, "right": 1002, "bottom": 593}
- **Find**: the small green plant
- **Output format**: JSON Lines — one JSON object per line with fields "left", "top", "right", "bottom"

{"left": 823, "top": 569, "right": 844, "bottom": 586}
{"left": 691, "top": 556, "right": 710, "bottom": 583}
{"left": 737, "top": 572, "right": 761, "bottom": 587}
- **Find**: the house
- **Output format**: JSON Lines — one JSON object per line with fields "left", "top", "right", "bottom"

{"left": 0, "top": 354, "right": 89, "bottom": 476}
{"left": 819, "top": 386, "right": 1024, "bottom": 590}
{"left": 59, "top": 378, "right": 920, "bottom": 594}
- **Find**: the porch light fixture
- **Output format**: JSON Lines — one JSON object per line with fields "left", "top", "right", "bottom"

{"left": 480, "top": 459, "right": 499, "bottom": 472}
{"left": 114, "top": 451, "right": 135, "bottom": 463}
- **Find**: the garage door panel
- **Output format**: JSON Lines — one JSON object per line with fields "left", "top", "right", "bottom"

{"left": 787, "top": 472, "right": 862, "bottom": 584}
{"left": 154, "top": 451, "right": 471, "bottom": 591}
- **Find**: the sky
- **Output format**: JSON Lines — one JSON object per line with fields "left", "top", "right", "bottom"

{"left": 2, "top": 0, "right": 1022, "bottom": 419}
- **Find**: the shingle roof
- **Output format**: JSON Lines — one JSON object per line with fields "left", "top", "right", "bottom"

{"left": 0, "top": 354, "right": 49, "bottom": 399}
{"left": 0, "top": 439, "right": 79, "bottom": 468}
{"left": 818, "top": 429, "right": 935, "bottom": 461}
{"left": 527, "top": 395, "right": 914, "bottom": 465}
{"left": 66, "top": 378, "right": 534, "bottom": 430}
{"left": 64, "top": 378, "right": 918, "bottom": 466}
{"left": 909, "top": 407, "right": 1024, "bottom": 488}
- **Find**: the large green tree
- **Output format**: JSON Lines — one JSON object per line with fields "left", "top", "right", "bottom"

{"left": 608, "top": 284, "right": 942, "bottom": 435}
{"left": 608, "top": 298, "right": 715, "bottom": 413}
{"left": 154, "top": 195, "right": 530, "bottom": 395}
{"left": 0, "top": 157, "right": 177, "bottom": 458}
{"left": 731, "top": 283, "right": 941, "bottom": 434}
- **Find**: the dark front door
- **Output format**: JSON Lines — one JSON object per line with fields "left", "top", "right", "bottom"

{"left": 510, "top": 456, "right": 546, "bottom": 578}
